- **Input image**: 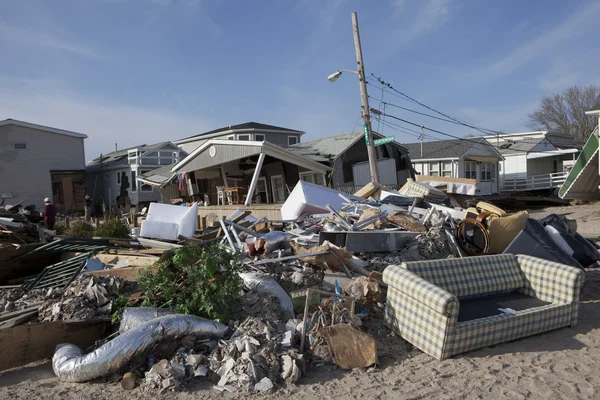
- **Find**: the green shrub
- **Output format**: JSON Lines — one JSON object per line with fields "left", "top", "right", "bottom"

{"left": 65, "top": 220, "right": 94, "bottom": 238}
{"left": 93, "top": 219, "right": 131, "bottom": 238}
{"left": 53, "top": 221, "right": 68, "bottom": 235}
{"left": 137, "top": 244, "right": 245, "bottom": 322}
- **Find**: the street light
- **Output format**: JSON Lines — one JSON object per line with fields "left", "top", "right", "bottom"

{"left": 327, "top": 69, "right": 359, "bottom": 83}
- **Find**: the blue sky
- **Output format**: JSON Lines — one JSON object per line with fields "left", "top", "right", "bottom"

{"left": 1, "top": 0, "right": 599, "bottom": 161}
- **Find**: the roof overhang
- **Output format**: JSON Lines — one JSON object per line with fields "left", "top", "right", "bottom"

{"left": 172, "top": 139, "right": 331, "bottom": 175}
{"left": 411, "top": 157, "right": 460, "bottom": 162}
{"left": 175, "top": 128, "right": 304, "bottom": 145}
{"left": 585, "top": 110, "right": 600, "bottom": 115}
{"left": 0, "top": 119, "right": 88, "bottom": 139}
{"left": 527, "top": 148, "right": 579, "bottom": 159}
{"left": 465, "top": 155, "right": 500, "bottom": 163}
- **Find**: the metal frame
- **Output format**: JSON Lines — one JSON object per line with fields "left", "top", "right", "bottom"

{"left": 22, "top": 252, "right": 92, "bottom": 291}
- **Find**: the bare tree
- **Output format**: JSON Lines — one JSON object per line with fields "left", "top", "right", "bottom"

{"left": 527, "top": 85, "right": 600, "bottom": 147}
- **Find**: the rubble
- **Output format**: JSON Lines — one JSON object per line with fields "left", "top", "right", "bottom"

{"left": 38, "top": 275, "right": 125, "bottom": 322}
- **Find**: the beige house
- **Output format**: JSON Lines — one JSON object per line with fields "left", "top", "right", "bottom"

{"left": 0, "top": 119, "right": 87, "bottom": 212}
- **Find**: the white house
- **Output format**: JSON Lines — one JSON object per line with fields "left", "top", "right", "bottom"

{"left": 483, "top": 131, "right": 580, "bottom": 192}
{"left": 403, "top": 138, "right": 503, "bottom": 195}
{"left": 86, "top": 142, "right": 185, "bottom": 214}
{"left": 0, "top": 119, "right": 87, "bottom": 212}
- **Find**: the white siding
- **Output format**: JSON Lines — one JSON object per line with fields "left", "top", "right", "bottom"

{"left": 502, "top": 155, "right": 527, "bottom": 179}
{"left": 352, "top": 158, "right": 397, "bottom": 186}
{"left": 0, "top": 124, "right": 85, "bottom": 207}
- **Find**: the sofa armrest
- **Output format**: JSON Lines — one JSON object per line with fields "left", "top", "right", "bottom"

{"left": 516, "top": 254, "right": 585, "bottom": 304}
{"left": 383, "top": 266, "right": 459, "bottom": 316}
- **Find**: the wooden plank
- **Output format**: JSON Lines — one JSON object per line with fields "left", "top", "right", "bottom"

{"left": 0, "top": 319, "right": 111, "bottom": 371}
{"left": 85, "top": 265, "right": 158, "bottom": 282}
{"left": 92, "top": 254, "right": 159, "bottom": 268}
{"left": 0, "top": 304, "right": 42, "bottom": 323}
{"left": 0, "top": 310, "right": 38, "bottom": 329}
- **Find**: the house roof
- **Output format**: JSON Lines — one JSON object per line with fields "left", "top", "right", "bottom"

{"left": 176, "top": 122, "right": 304, "bottom": 143}
{"left": 290, "top": 131, "right": 408, "bottom": 161}
{"left": 138, "top": 164, "right": 178, "bottom": 186}
{"left": 585, "top": 103, "right": 600, "bottom": 114}
{"left": 86, "top": 141, "right": 180, "bottom": 169}
{"left": 558, "top": 126, "right": 600, "bottom": 200}
{"left": 403, "top": 139, "right": 479, "bottom": 160}
{"left": 0, "top": 118, "right": 88, "bottom": 139}
{"left": 172, "top": 139, "right": 331, "bottom": 176}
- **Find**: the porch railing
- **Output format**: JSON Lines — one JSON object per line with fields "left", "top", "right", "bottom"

{"left": 500, "top": 171, "right": 568, "bottom": 193}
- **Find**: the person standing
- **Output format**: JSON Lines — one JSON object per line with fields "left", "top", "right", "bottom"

{"left": 84, "top": 195, "right": 92, "bottom": 221}
{"left": 41, "top": 197, "right": 57, "bottom": 230}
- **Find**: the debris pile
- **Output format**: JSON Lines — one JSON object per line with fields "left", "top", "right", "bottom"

{"left": 38, "top": 275, "right": 125, "bottom": 322}
{"left": 209, "top": 317, "right": 304, "bottom": 393}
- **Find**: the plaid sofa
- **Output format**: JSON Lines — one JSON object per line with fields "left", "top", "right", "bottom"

{"left": 383, "top": 254, "right": 584, "bottom": 360}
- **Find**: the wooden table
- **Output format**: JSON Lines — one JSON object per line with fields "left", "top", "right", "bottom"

{"left": 222, "top": 187, "right": 247, "bottom": 204}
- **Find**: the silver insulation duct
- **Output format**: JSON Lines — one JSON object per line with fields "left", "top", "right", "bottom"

{"left": 53, "top": 314, "right": 228, "bottom": 382}
{"left": 119, "top": 307, "right": 175, "bottom": 333}
{"left": 240, "top": 272, "right": 294, "bottom": 320}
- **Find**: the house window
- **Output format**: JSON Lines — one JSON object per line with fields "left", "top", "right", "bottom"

{"left": 237, "top": 134, "right": 250, "bottom": 141}
{"left": 429, "top": 162, "right": 439, "bottom": 176}
{"left": 254, "top": 134, "right": 265, "bottom": 142}
{"left": 288, "top": 136, "right": 298, "bottom": 146}
{"left": 481, "top": 163, "right": 492, "bottom": 181}
{"left": 465, "top": 161, "right": 477, "bottom": 179}
{"left": 441, "top": 161, "right": 452, "bottom": 177}
{"left": 117, "top": 172, "right": 121, "bottom": 185}
{"left": 131, "top": 170, "right": 137, "bottom": 192}
{"left": 140, "top": 170, "right": 152, "bottom": 191}
{"left": 13, "top": 142, "right": 27, "bottom": 150}
{"left": 300, "top": 172, "right": 325, "bottom": 186}
{"left": 227, "top": 135, "right": 234, "bottom": 140}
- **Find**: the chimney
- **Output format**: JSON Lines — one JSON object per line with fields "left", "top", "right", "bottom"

{"left": 115, "top": 143, "right": 118, "bottom": 152}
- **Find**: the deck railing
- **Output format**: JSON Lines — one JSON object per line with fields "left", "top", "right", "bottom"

{"left": 500, "top": 171, "right": 568, "bottom": 193}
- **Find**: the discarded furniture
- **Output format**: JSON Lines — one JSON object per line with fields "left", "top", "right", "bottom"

{"left": 503, "top": 219, "right": 584, "bottom": 270}
{"left": 281, "top": 181, "right": 362, "bottom": 220}
{"left": 398, "top": 178, "right": 447, "bottom": 204}
{"left": 319, "top": 231, "right": 420, "bottom": 253}
{"left": 216, "top": 186, "right": 226, "bottom": 206}
{"left": 223, "top": 187, "right": 247, "bottom": 205}
{"left": 383, "top": 254, "right": 584, "bottom": 360}
{"left": 139, "top": 202, "right": 198, "bottom": 241}
{"left": 414, "top": 175, "right": 477, "bottom": 196}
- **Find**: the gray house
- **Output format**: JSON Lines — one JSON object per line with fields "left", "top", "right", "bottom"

{"left": 0, "top": 119, "right": 87, "bottom": 212}
{"left": 174, "top": 122, "right": 304, "bottom": 154}
{"left": 289, "top": 131, "right": 413, "bottom": 189}
{"left": 86, "top": 142, "right": 185, "bottom": 214}
{"left": 404, "top": 138, "right": 503, "bottom": 195}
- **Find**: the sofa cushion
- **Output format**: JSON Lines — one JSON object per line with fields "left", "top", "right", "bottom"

{"left": 400, "top": 254, "right": 526, "bottom": 298}
{"left": 457, "top": 292, "right": 551, "bottom": 322}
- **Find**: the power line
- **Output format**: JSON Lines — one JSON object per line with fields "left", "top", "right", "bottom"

{"left": 369, "top": 75, "right": 508, "bottom": 136}
{"left": 376, "top": 110, "right": 548, "bottom": 154}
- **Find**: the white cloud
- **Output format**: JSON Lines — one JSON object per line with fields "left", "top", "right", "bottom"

{"left": 0, "top": 87, "right": 213, "bottom": 162}
{"left": 0, "top": 20, "right": 102, "bottom": 60}
{"left": 394, "top": 0, "right": 451, "bottom": 46}
{"left": 476, "top": 1, "right": 600, "bottom": 80}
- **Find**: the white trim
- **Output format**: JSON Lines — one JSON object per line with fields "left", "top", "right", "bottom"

{"left": 227, "top": 135, "right": 235, "bottom": 140}
{"left": 0, "top": 119, "right": 88, "bottom": 138}
{"left": 254, "top": 133, "right": 265, "bottom": 142}
{"left": 288, "top": 136, "right": 298, "bottom": 146}
{"left": 411, "top": 157, "right": 460, "bottom": 162}
{"left": 271, "top": 175, "right": 285, "bottom": 203}
{"left": 585, "top": 110, "right": 600, "bottom": 115}
{"left": 236, "top": 133, "right": 251, "bottom": 141}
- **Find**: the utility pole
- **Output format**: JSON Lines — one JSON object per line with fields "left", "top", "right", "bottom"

{"left": 420, "top": 126, "right": 424, "bottom": 158}
{"left": 352, "top": 12, "right": 379, "bottom": 184}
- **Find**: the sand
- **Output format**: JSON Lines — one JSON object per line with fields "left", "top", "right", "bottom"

{"left": 2, "top": 205, "right": 600, "bottom": 399}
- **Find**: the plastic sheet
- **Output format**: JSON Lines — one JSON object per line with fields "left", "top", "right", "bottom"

{"left": 240, "top": 272, "right": 294, "bottom": 320}
{"left": 119, "top": 307, "right": 176, "bottom": 334}
{"left": 262, "top": 231, "right": 292, "bottom": 254}
{"left": 53, "top": 314, "right": 228, "bottom": 383}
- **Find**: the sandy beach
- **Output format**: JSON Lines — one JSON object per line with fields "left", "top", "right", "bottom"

{"left": 2, "top": 204, "right": 600, "bottom": 400}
